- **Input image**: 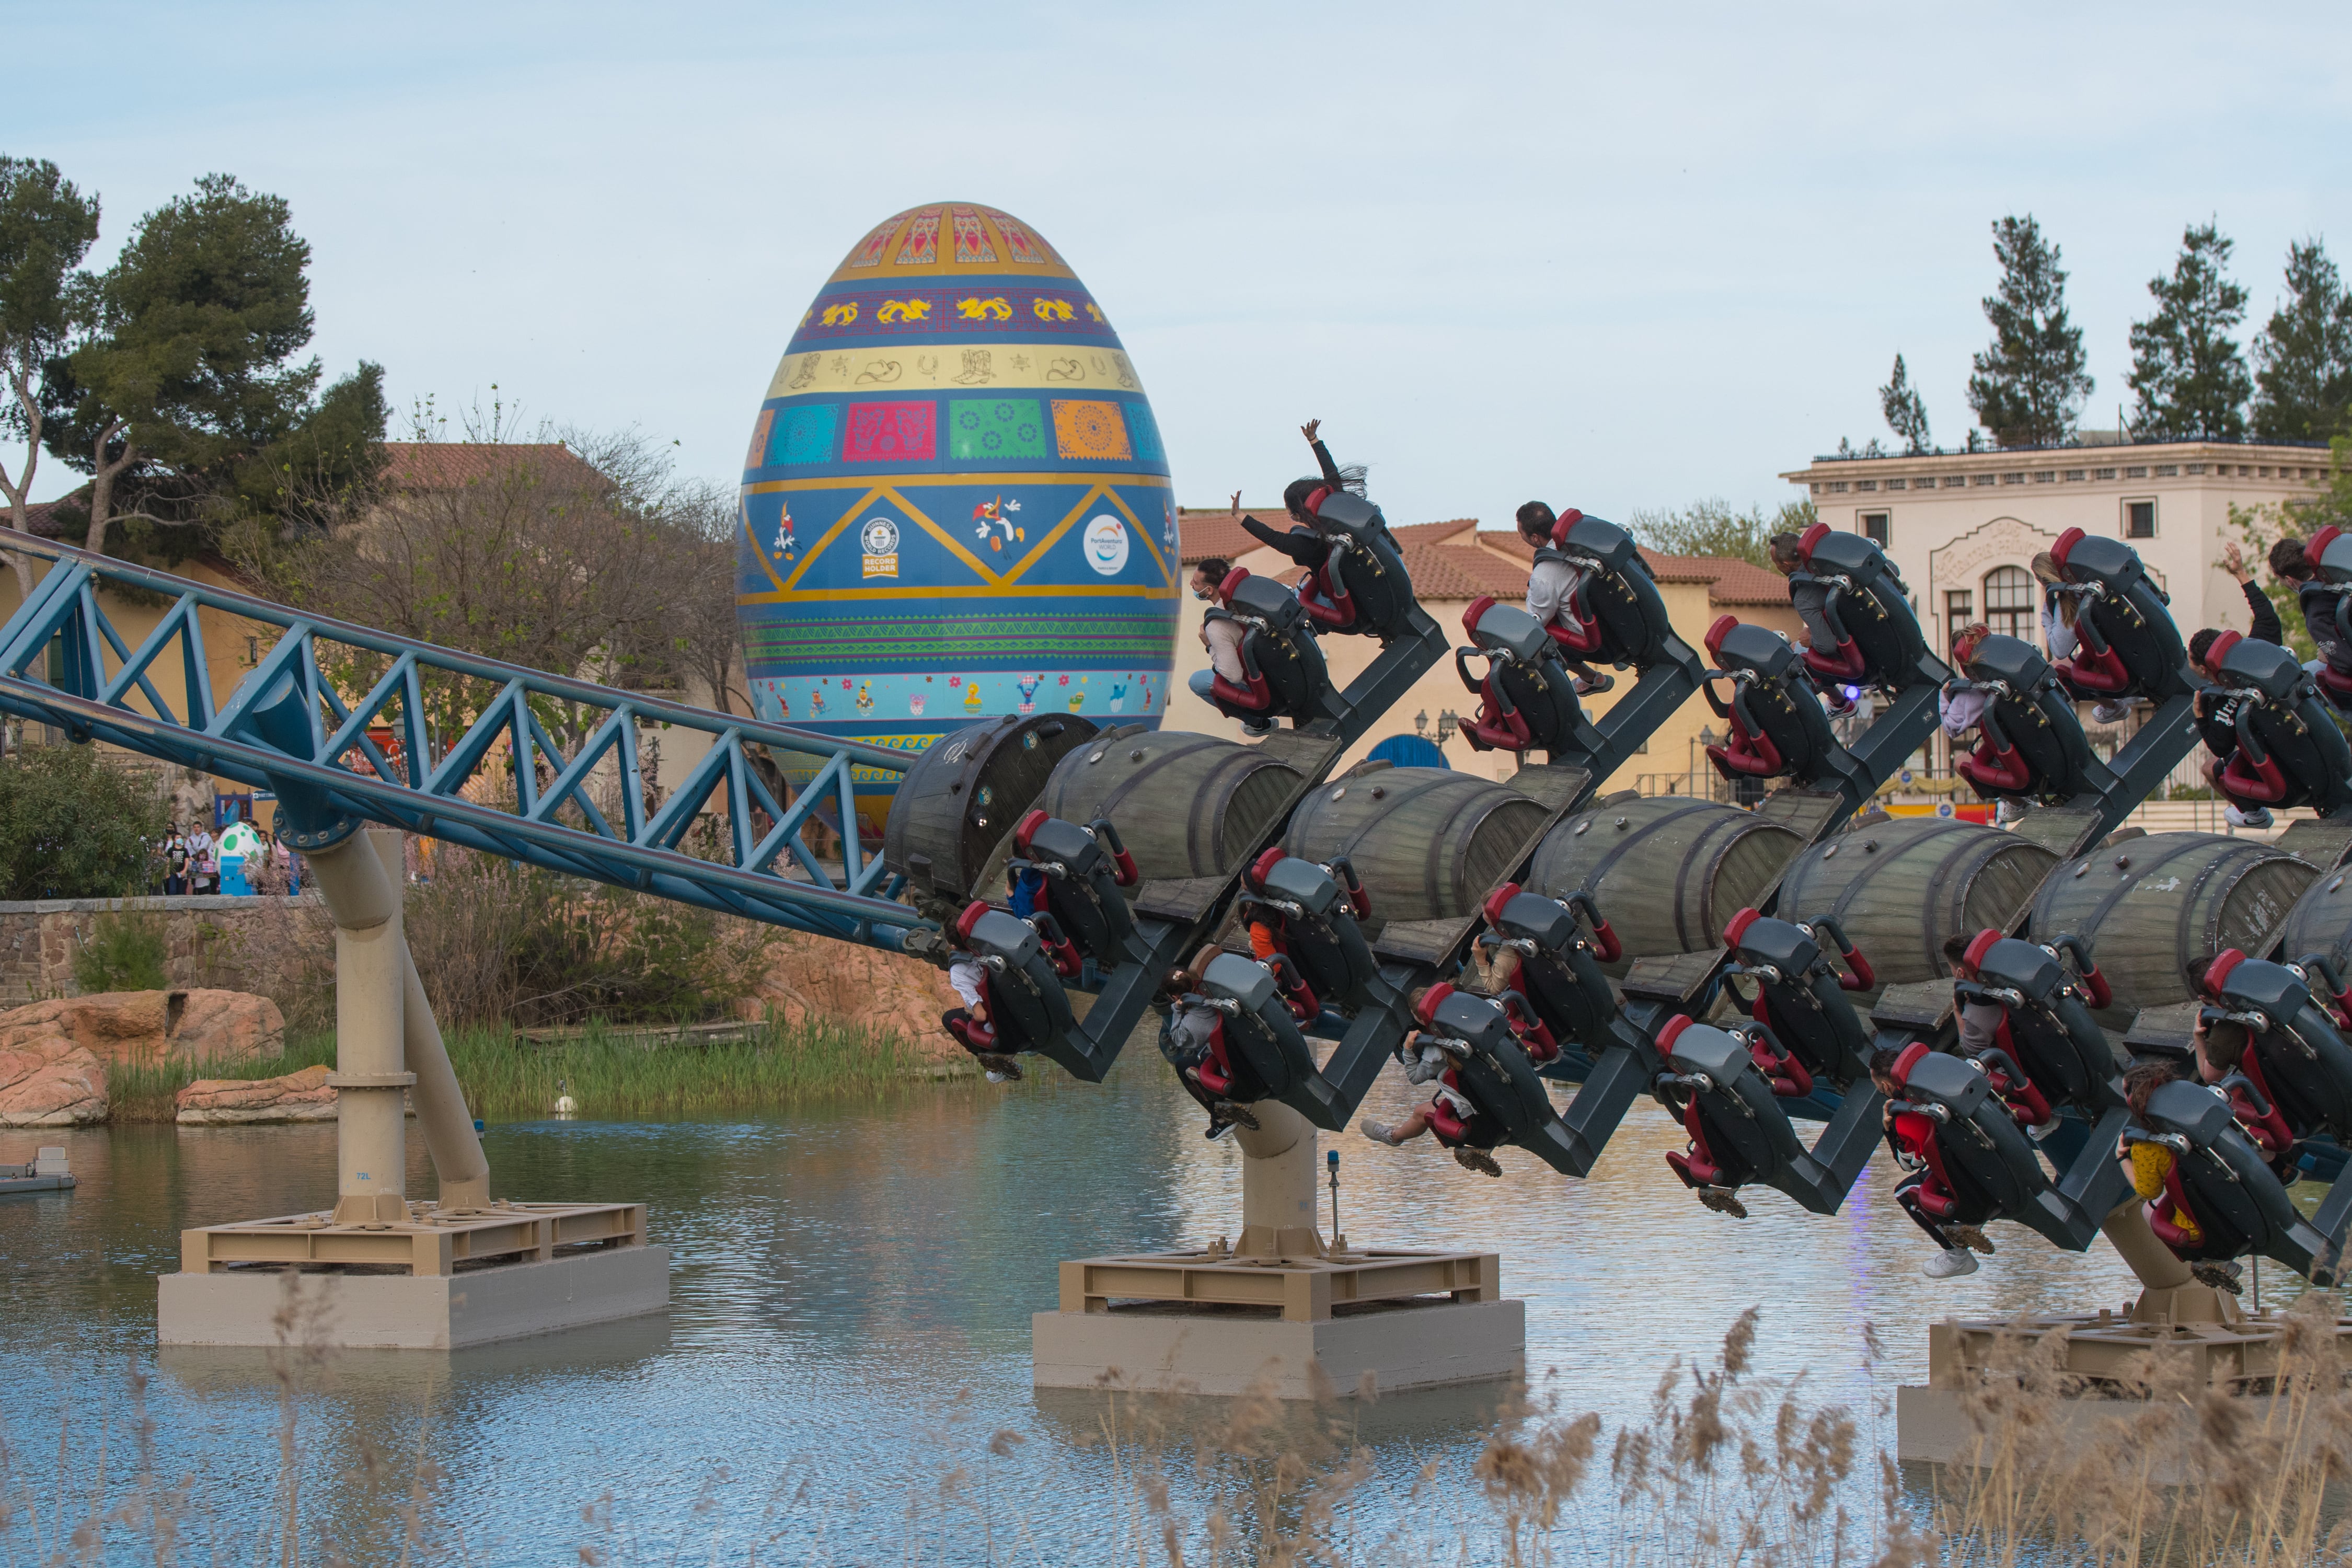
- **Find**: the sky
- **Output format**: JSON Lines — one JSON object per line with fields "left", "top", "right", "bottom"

{"left": 4, "top": 1, "right": 2348, "bottom": 531}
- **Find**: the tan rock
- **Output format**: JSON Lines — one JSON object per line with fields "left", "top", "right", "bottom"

{"left": 175, "top": 1064, "right": 336, "bottom": 1125}
{"left": 167, "top": 990, "right": 285, "bottom": 1064}
{"left": 0, "top": 991, "right": 169, "bottom": 1063}
{"left": 751, "top": 932, "right": 968, "bottom": 1066}
{"left": 0, "top": 988, "right": 284, "bottom": 1069}
{"left": 0, "top": 1035, "right": 107, "bottom": 1126}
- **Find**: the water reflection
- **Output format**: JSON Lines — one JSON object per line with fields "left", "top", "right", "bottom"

{"left": 1, "top": 1062, "right": 2169, "bottom": 1562}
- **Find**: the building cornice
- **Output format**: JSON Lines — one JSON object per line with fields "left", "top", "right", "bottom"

{"left": 1781, "top": 441, "right": 2332, "bottom": 497}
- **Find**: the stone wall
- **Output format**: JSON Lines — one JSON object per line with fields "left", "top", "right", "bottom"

{"left": 0, "top": 895, "right": 329, "bottom": 1008}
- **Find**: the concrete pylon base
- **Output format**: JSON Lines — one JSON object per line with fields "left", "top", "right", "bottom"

{"left": 157, "top": 1244, "right": 671, "bottom": 1350}
{"left": 1032, "top": 1297, "right": 1525, "bottom": 1399}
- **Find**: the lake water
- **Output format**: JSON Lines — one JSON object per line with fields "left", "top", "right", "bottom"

{"left": 2, "top": 1061, "right": 2175, "bottom": 1563}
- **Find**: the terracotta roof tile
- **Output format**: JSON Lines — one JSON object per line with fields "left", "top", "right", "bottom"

{"left": 380, "top": 442, "right": 605, "bottom": 491}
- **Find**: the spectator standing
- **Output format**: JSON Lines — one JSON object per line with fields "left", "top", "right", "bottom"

{"left": 160, "top": 825, "right": 191, "bottom": 895}
{"left": 188, "top": 822, "right": 216, "bottom": 895}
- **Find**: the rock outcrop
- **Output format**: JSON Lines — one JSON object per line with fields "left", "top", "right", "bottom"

{"left": 0, "top": 989, "right": 283, "bottom": 1068}
{"left": 175, "top": 1064, "right": 337, "bottom": 1124}
{"left": 751, "top": 933, "right": 967, "bottom": 1065}
{"left": 0, "top": 1035, "right": 106, "bottom": 1126}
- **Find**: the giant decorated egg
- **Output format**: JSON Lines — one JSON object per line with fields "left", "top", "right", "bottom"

{"left": 737, "top": 202, "right": 1178, "bottom": 836}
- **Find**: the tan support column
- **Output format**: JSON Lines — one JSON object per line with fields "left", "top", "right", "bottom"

{"left": 305, "top": 828, "right": 413, "bottom": 1225}
{"left": 2103, "top": 1197, "right": 2240, "bottom": 1327}
{"left": 1233, "top": 1101, "right": 1323, "bottom": 1260}
{"left": 368, "top": 834, "right": 493, "bottom": 1211}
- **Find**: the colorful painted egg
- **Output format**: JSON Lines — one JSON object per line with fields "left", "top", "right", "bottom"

{"left": 736, "top": 203, "right": 1179, "bottom": 838}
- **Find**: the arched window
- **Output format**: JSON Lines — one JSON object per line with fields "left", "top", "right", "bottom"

{"left": 1983, "top": 565, "right": 2033, "bottom": 641}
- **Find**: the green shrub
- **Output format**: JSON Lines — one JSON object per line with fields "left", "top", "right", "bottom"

{"left": 71, "top": 905, "right": 169, "bottom": 992}
{"left": 0, "top": 744, "right": 168, "bottom": 898}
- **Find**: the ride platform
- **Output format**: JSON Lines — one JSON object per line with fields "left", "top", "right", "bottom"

{"left": 159, "top": 1199, "right": 668, "bottom": 1350}
{"left": 1034, "top": 1236, "right": 1519, "bottom": 1399}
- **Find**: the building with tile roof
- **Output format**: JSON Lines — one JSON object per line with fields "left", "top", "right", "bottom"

{"left": 1167, "top": 507, "right": 1805, "bottom": 790}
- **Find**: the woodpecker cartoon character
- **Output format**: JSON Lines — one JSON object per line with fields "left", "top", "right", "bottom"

{"left": 1015, "top": 673, "right": 1043, "bottom": 714}
{"left": 972, "top": 495, "right": 1023, "bottom": 552}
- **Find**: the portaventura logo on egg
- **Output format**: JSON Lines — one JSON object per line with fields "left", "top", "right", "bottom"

{"left": 1082, "top": 515, "right": 1128, "bottom": 576}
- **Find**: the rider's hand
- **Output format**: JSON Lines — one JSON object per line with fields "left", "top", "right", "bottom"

{"left": 2222, "top": 541, "right": 2251, "bottom": 583}
{"left": 1301, "top": 419, "right": 1321, "bottom": 444}
{"left": 1228, "top": 489, "right": 1241, "bottom": 515}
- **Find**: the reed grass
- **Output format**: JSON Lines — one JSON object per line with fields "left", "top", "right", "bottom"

{"left": 103, "top": 1016, "right": 941, "bottom": 1124}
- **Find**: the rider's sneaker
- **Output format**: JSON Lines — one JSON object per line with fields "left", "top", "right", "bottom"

{"left": 1453, "top": 1146, "right": 1504, "bottom": 1178}
{"left": 1573, "top": 672, "right": 1615, "bottom": 697}
{"left": 2091, "top": 701, "right": 2130, "bottom": 726}
{"left": 1944, "top": 1224, "right": 1997, "bottom": 1255}
{"left": 976, "top": 1053, "right": 1023, "bottom": 1081}
{"left": 1241, "top": 716, "right": 1273, "bottom": 736}
{"left": 2192, "top": 1261, "right": 2245, "bottom": 1293}
{"left": 1212, "top": 1099, "right": 1261, "bottom": 1132}
{"left": 1697, "top": 1185, "right": 1749, "bottom": 1219}
{"left": 1358, "top": 1120, "right": 1400, "bottom": 1146}
{"left": 1205, "top": 1120, "right": 1235, "bottom": 1141}
{"left": 1822, "top": 688, "right": 1856, "bottom": 716}
{"left": 2226, "top": 804, "right": 2276, "bottom": 830}
{"left": 1923, "top": 1248, "right": 1980, "bottom": 1279}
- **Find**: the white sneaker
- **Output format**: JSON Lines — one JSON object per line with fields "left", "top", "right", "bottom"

{"left": 2226, "top": 804, "right": 2275, "bottom": 830}
{"left": 985, "top": 1071, "right": 1007, "bottom": 1083}
{"left": 1923, "top": 1248, "right": 1980, "bottom": 1279}
{"left": 2090, "top": 701, "right": 2130, "bottom": 725}
{"left": 1358, "top": 1120, "right": 1398, "bottom": 1146}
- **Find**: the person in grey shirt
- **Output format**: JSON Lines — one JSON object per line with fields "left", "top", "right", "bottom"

{"left": 1514, "top": 502, "right": 1610, "bottom": 695}
{"left": 1769, "top": 533, "right": 1853, "bottom": 714}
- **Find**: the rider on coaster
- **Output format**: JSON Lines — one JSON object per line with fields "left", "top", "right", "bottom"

{"left": 2188, "top": 542, "right": 2288, "bottom": 828}
{"left": 1356, "top": 988, "right": 1506, "bottom": 1178}
{"left": 1155, "top": 947, "right": 1261, "bottom": 1139}
{"left": 1869, "top": 1044, "right": 1997, "bottom": 1281}
{"left": 2183, "top": 986, "right": 2296, "bottom": 1170}
{"left": 1230, "top": 420, "right": 1381, "bottom": 630}
{"left": 1186, "top": 556, "right": 1273, "bottom": 736}
{"left": 2268, "top": 534, "right": 2352, "bottom": 693}
{"left": 1769, "top": 532, "right": 1854, "bottom": 716}
{"left": 943, "top": 948, "right": 1022, "bottom": 1084}
{"left": 1513, "top": 501, "right": 1612, "bottom": 696}
{"left": 2115, "top": 1059, "right": 2234, "bottom": 1279}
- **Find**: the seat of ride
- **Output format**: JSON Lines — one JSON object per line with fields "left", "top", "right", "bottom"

{"left": 1009, "top": 811, "right": 1139, "bottom": 968}
{"left": 1721, "top": 908, "right": 1875, "bottom": 1088}
{"left": 1411, "top": 983, "right": 1576, "bottom": 1167}
{"left": 2201, "top": 949, "right": 2352, "bottom": 1139}
{"left": 2131, "top": 1076, "right": 2334, "bottom": 1280}
{"left": 950, "top": 902, "right": 1078, "bottom": 1056}
{"left": 1950, "top": 633, "right": 2109, "bottom": 803}
{"left": 1957, "top": 931, "right": 2121, "bottom": 1116}
{"left": 1538, "top": 510, "right": 1682, "bottom": 671}
{"left": 1198, "top": 567, "right": 1336, "bottom": 727}
{"left": 1269, "top": 484, "right": 1416, "bottom": 639}
{"left": 2047, "top": 527, "right": 2191, "bottom": 705}
{"left": 1789, "top": 523, "right": 1934, "bottom": 693}
{"left": 1654, "top": 1009, "right": 1839, "bottom": 1203}
{"left": 1238, "top": 848, "right": 1380, "bottom": 1015}
{"left": 1479, "top": 883, "right": 1622, "bottom": 1054}
{"left": 2204, "top": 631, "right": 2352, "bottom": 817}
{"left": 1194, "top": 950, "right": 1326, "bottom": 1104}
{"left": 1456, "top": 596, "right": 1600, "bottom": 759}
{"left": 1701, "top": 616, "right": 1849, "bottom": 785}
{"left": 1883, "top": 1040, "right": 2070, "bottom": 1239}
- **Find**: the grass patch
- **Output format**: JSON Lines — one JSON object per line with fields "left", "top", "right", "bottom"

{"left": 103, "top": 1016, "right": 938, "bottom": 1124}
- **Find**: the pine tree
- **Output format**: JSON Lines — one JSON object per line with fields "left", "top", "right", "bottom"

{"left": 1966, "top": 215, "right": 2093, "bottom": 448}
{"left": 1879, "top": 353, "right": 1932, "bottom": 454}
{"left": 2251, "top": 238, "right": 2352, "bottom": 441}
{"left": 2128, "top": 222, "right": 2253, "bottom": 441}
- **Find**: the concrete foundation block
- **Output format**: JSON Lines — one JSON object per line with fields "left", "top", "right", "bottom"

{"left": 1033, "top": 1297, "right": 1525, "bottom": 1399}
{"left": 157, "top": 1244, "right": 671, "bottom": 1350}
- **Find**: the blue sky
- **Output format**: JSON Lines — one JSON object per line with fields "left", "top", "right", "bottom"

{"left": 5, "top": 1, "right": 2347, "bottom": 529}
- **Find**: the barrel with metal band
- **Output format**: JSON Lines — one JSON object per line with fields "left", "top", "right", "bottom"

{"left": 1279, "top": 767, "right": 1549, "bottom": 932}
{"left": 1526, "top": 797, "right": 1802, "bottom": 973}
{"left": 883, "top": 712, "right": 1099, "bottom": 906}
{"left": 1036, "top": 729, "right": 1304, "bottom": 886}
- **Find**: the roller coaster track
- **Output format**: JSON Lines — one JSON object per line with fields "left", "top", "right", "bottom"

{"left": 0, "top": 536, "right": 922, "bottom": 948}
